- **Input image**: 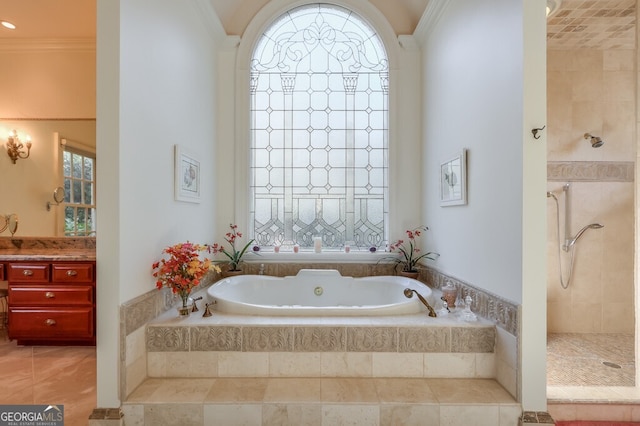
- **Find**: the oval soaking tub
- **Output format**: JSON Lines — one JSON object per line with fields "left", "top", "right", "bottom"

{"left": 207, "top": 269, "right": 434, "bottom": 316}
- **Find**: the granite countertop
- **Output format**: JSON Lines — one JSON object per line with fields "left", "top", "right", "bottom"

{"left": 0, "top": 237, "right": 96, "bottom": 262}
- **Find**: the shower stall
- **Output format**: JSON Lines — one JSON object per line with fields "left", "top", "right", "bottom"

{"left": 546, "top": 176, "right": 634, "bottom": 388}
{"left": 544, "top": 2, "right": 637, "bottom": 421}
{"left": 546, "top": 46, "right": 636, "bottom": 394}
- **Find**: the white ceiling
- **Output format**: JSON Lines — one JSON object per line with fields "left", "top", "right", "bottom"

{"left": 0, "top": 0, "right": 96, "bottom": 39}
{"left": 0, "top": 0, "right": 428, "bottom": 40}
{"left": 0, "top": 0, "right": 635, "bottom": 50}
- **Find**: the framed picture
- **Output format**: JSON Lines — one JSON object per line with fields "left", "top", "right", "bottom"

{"left": 440, "top": 149, "right": 467, "bottom": 206}
{"left": 174, "top": 145, "right": 201, "bottom": 203}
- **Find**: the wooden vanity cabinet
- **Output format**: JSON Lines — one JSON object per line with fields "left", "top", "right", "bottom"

{"left": 7, "top": 261, "right": 96, "bottom": 345}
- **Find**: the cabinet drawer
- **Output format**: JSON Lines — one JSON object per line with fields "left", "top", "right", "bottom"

{"left": 7, "top": 263, "right": 49, "bottom": 282}
{"left": 52, "top": 263, "right": 94, "bottom": 283}
{"left": 9, "top": 285, "right": 93, "bottom": 306}
{"left": 9, "top": 307, "right": 94, "bottom": 339}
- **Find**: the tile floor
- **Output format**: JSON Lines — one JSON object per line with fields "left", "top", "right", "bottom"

{"left": 124, "top": 376, "right": 521, "bottom": 425}
{"left": 0, "top": 328, "right": 97, "bottom": 426}
{"left": 547, "top": 333, "right": 635, "bottom": 387}
{"left": 547, "top": 333, "right": 640, "bottom": 423}
{"left": 0, "top": 329, "right": 635, "bottom": 424}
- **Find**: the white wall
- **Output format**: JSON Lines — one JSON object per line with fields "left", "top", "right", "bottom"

{"left": 418, "top": 0, "right": 548, "bottom": 410}
{"left": 419, "top": 0, "right": 526, "bottom": 304}
{"left": 0, "top": 44, "right": 95, "bottom": 119}
{"left": 116, "top": 0, "right": 220, "bottom": 303}
{"left": 97, "top": 0, "right": 223, "bottom": 407}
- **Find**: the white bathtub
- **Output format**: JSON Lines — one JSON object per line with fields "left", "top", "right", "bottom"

{"left": 206, "top": 269, "right": 434, "bottom": 316}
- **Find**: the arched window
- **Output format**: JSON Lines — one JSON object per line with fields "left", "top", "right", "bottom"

{"left": 249, "top": 3, "right": 389, "bottom": 250}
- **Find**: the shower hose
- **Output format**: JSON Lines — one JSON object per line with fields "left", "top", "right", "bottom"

{"left": 548, "top": 192, "right": 575, "bottom": 289}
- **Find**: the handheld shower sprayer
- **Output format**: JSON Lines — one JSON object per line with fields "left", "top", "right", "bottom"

{"left": 564, "top": 223, "right": 604, "bottom": 251}
{"left": 547, "top": 183, "right": 604, "bottom": 289}
{"left": 584, "top": 133, "right": 604, "bottom": 148}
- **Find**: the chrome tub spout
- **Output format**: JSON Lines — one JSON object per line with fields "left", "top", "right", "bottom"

{"left": 404, "top": 288, "right": 437, "bottom": 317}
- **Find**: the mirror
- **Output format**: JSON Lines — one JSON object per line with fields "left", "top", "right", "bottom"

{"left": 47, "top": 187, "right": 65, "bottom": 211}
{"left": 0, "top": 119, "right": 95, "bottom": 237}
{"left": 53, "top": 186, "right": 65, "bottom": 204}
{"left": 0, "top": 216, "right": 8, "bottom": 234}
{"left": 8, "top": 214, "right": 18, "bottom": 236}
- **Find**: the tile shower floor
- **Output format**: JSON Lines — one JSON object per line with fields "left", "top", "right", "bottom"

{"left": 0, "top": 328, "right": 97, "bottom": 426}
{"left": 547, "top": 333, "right": 635, "bottom": 387}
{"left": 547, "top": 332, "right": 640, "bottom": 423}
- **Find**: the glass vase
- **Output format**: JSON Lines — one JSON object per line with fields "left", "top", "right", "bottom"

{"left": 177, "top": 290, "right": 190, "bottom": 316}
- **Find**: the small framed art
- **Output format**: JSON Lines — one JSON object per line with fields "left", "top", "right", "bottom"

{"left": 440, "top": 149, "right": 467, "bottom": 206}
{"left": 174, "top": 145, "right": 201, "bottom": 203}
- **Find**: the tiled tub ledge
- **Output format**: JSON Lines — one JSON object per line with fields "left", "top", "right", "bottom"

{"left": 144, "top": 311, "right": 498, "bottom": 380}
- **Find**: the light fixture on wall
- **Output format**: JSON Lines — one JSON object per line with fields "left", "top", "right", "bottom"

{"left": 6, "top": 129, "right": 32, "bottom": 164}
{"left": 546, "top": 0, "right": 562, "bottom": 17}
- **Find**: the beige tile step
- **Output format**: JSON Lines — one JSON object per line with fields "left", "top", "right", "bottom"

{"left": 123, "top": 377, "right": 521, "bottom": 425}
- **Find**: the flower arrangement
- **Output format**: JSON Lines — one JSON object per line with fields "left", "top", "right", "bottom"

{"left": 386, "top": 226, "right": 439, "bottom": 273}
{"left": 152, "top": 241, "right": 220, "bottom": 313}
{"left": 207, "top": 224, "right": 255, "bottom": 272}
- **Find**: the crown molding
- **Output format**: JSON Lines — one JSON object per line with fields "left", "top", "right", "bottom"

{"left": 0, "top": 38, "right": 95, "bottom": 53}
{"left": 414, "top": 0, "right": 450, "bottom": 41}
{"left": 195, "top": 0, "right": 228, "bottom": 43}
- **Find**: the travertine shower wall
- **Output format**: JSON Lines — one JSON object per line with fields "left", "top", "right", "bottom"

{"left": 547, "top": 49, "right": 636, "bottom": 334}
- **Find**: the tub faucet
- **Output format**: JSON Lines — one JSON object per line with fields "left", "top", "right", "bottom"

{"left": 404, "top": 288, "right": 437, "bottom": 317}
{"left": 191, "top": 296, "right": 203, "bottom": 312}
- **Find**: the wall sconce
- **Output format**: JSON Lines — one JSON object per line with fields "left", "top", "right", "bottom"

{"left": 6, "top": 129, "right": 32, "bottom": 164}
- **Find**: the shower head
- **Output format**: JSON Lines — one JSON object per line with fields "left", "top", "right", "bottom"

{"left": 584, "top": 133, "right": 604, "bottom": 148}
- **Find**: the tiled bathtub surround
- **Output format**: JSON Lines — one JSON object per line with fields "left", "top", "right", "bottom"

{"left": 144, "top": 318, "right": 497, "bottom": 381}
{"left": 146, "top": 324, "right": 496, "bottom": 354}
{"left": 422, "top": 266, "right": 519, "bottom": 337}
{"left": 121, "top": 263, "right": 520, "bottom": 402}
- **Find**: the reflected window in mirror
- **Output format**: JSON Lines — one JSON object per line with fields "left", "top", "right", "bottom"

{"left": 62, "top": 148, "right": 96, "bottom": 236}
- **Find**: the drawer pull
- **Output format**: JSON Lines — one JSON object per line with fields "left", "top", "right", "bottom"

{"left": 22, "top": 269, "right": 33, "bottom": 276}
{"left": 45, "top": 319, "right": 56, "bottom": 326}
{"left": 45, "top": 292, "right": 55, "bottom": 298}
{"left": 66, "top": 270, "right": 78, "bottom": 277}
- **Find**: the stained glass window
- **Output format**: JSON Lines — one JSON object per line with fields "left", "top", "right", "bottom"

{"left": 250, "top": 3, "right": 389, "bottom": 250}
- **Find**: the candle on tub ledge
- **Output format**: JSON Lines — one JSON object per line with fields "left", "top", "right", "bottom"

{"left": 274, "top": 245, "right": 280, "bottom": 253}
{"left": 293, "top": 244, "right": 299, "bottom": 253}
{"left": 313, "top": 236, "right": 322, "bottom": 253}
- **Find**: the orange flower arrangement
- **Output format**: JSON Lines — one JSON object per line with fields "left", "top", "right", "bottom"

{"left": 152, "top": 242, "right": 220, "bottom": 311}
